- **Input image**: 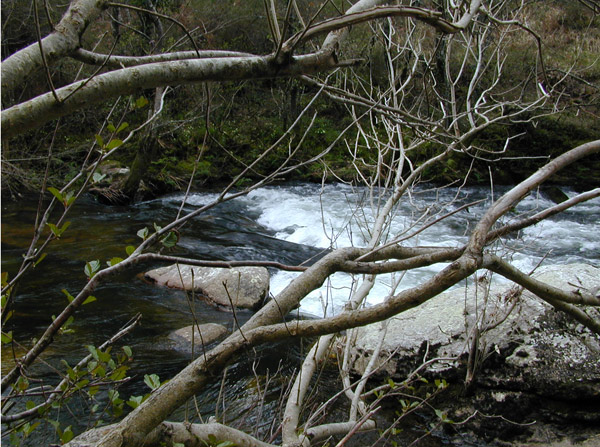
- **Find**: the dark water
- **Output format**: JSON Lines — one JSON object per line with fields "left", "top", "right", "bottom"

{"left": 1, "top": 193, "right": 324, "bottom": 445}
{"left": 3, "top": 184, "right": 598, "bottom": 446}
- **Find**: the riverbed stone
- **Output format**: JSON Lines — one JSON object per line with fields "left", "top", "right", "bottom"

{"left": 349, "top": 263, "right": 599, "bottom": 379}
{"left": 347, "top": 263, "right": 600, "bottom": 445}
{"left": 168, "top": 323, "right": 228, "bottom": 353}
{"left": 145, "top": 264, "right": 269, "bottom": 310}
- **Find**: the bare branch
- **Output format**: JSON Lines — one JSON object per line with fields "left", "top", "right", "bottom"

{"left": 71, "top": 48, "right": 255, "bottom": 67}
{"left": 107, "top": 2, "right": 201, "bottom": 57}
{"left": 485, "top": 255, "right": 600, "bottom": 334}
{"left": 486, "top": 188, "right": 600, "bottom": 244}
{"left": 1, "top": 0, "right": 109, "bottom": 99}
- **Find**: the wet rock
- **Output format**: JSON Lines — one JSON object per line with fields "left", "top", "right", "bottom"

{"left": 145, "top": 264, "right": 269, "bottom": 310}
{"left": 348, "top": 263, "right": 600, "bottom": 445}
{"left": 349, "top": 279, "right": 549, "bottom": 379}
{"left": 540, "top": 185, "right": 569, "bottom": 204}
{"left": 350, "top": 264, "right": 599, "bottom": 381}
{"left": 168, "top": 323, "right": 228, "bottom": 353}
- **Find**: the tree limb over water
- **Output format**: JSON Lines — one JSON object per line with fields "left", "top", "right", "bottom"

{"left": 2, "top": 0, "right": 599, "bottom": 446}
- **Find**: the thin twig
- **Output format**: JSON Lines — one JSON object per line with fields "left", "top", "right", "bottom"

{"left": 108, "top": 2, "right": 201, "bottom": 58}
{"left": 34, "top": 0, "right": 60, "bottom": 103}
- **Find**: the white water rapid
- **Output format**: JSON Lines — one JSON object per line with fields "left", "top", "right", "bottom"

{"left": 181, "top": 183, "right": 600, "bottom": 317}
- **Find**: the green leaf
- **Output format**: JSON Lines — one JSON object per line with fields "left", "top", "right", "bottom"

{"left": 47, "top": 221, "right": 70, "bottom": 238}
{"left": 47, "top": 187, "right": 63, "bottom": 202}
{"left": 34, "top": 253, "right": 47, "bottom": 267}
{"left": 107, "top": 257, "right": 123, "bottom": 267}
{"left": 64, "top": 191, "right": 76, "bottom": 207}
{"left": 47, "top": 223, "right": 59, "bottom": 236}
{"left": 62, "top": 289, "right": 75, "bottom": 303}
{"left": 87, "top": 345, "right": 99, "bottom": 361}
{"left": 63, "top": 315, "right": 75, "bottom": 330}
{"left": 106, "top": 139, "right": 123, "bottom": 150}
{"left": 23, "top": 422, "right": 40, "bottom": 437}
{"left": 94, "top": 365, "right": 107, "bottom": 378}
{"left": 135, "top": 96, "right": 148, "bottom": 109}
{"left": 107, "top": 123, "right": 116, "bottom": 133}
{"left": 125, "top": 245, "right": 136, "bottom": 256}
{"left": 137, "top": 227, "right": 149, "bottom": 240}
{"left": 84, "top": 260, "right": 101, "bottom": 279}
{"left": 88, "top": 385, "right": 100, "bottom": 397}
{"left": 126, "top": 395, "right": 143, "bottom": 409}
{"left": 26, "top": 401, "right": 36, "bottom": 410}
{"left": 66, "top": 366, "right": 76, "bottom": 381}
{"left": 153, "top": 223, "right": 162, "bottom": 233}
{"left": 97, "top": 348, "right": 111, "bottom": 363}
{"left": 82, "top": 295, "right": 97, "bottom": 305}
{"left": 108, "top": 390, "right": 123, "bottom": 405}
{"left": 116, "top": 122, "right": 129, "bottom": 133}
{"left": 75, "top": 379, "right": 90, "bottom": 390}
{"left": 216, "top": 441, "right": 237, "bottom": 447}
{"left": 110, "top": 365, "right": 129, "bottom": 381}
{"left": 160, "top": 231, "right": 178, "bottom": 248}
{"left": 16, "top": 376, "right": 29, "bottom": 392}
{"left": 122, "top": 346, "right": 132, "bottom": 358}
{"left": 95, "top": 134, "right": 105, "bottom": 148}
{"left": 1, "top": 331, "right": 13, "bottom": 344}
{"left": 1, "top": 271, "right": 8, "bottom": 287}
{"left": 60, "top": 426, "right": 74, "bottom": 444}
{"left": 144, "top": 373, "right": 161, "bottom": 390}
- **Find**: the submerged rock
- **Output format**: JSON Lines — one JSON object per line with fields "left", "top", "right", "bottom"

{"left": 145, "top": 264, "right": 269, "bottom": 310}
{"left": 168, "top": 323, "right": 228, "bottom": 354}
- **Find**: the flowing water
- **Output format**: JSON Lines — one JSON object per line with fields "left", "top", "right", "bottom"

{"left": 2, "top": 182, "right": 599, "bottom": 445}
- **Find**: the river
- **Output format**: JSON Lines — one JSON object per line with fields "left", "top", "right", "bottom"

{"left": 2, "top": 182, "right": 599, "bottom": 446}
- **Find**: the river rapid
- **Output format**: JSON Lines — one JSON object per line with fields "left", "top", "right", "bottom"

{"left": 2, "top": 182, "right": 599, "bottom": 446}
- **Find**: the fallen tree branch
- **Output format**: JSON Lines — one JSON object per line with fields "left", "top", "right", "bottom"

{"left": 486, "top": 188, "right": 600, "bottom": 243}
{"left": 71, "top": 48, "right": 255, "bottom": 67}
{"left": 484, "top": 254, "right": 600, "bottom": 334}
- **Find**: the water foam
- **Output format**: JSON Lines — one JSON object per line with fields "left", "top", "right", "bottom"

{"left": 179, "top": 184, "right": 599, "bottom": 317}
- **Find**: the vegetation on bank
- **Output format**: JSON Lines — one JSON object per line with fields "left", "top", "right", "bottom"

{"left": 1, "top": 0, "right": 599, "bottom": 200}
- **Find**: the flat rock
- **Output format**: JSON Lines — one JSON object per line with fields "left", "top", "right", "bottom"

{"left": 349, "top": 263, "right": 600, "bottom": 387}
{"left": 347, "top": 263, "right": 600, "bottom": 445}
{"left": 168, "top": 323, "right": 228, "bottom": 353}
{"left": 145, "top": 264, "right": 269, "bottom": 310}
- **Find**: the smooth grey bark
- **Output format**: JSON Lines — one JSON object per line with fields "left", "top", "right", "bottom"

{"left": 1, "top": 52, "right": 337, "bottom": 138}
{"left": 72, "top": 48, "right": 255, "bottom": 66}
{"left": 91, "top": 247, "right": 364, "bottom": 447}
{"left": 1, "top": 0, "right": 108, "bottom": 101}
{"left": 1, "top": 0, "right": 487, "bottom": 138}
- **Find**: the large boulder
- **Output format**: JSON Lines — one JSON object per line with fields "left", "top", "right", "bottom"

{"left": 145, "top": 264, "right": 269, "bottom": 310}
{"left": 347, "top": 263, "right": 600, "bottom": 444}
{"left": 168, "top": 323, "right": 228, "bottom": 354}
{"left": 350, "top": 264, "right": 599, "bottom": 381}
